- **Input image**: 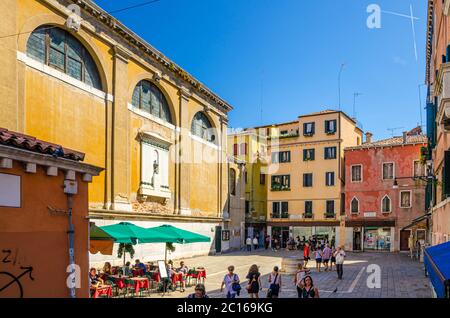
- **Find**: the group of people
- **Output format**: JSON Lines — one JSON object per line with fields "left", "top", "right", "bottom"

{"left": 89, "top": 259, "right": 192, "bottom": 293}
{"left": 245, "top": 236, "right": 260, "bottom": 251}
{"left": 303, "top": 243, "right": 346, "bottom": 279}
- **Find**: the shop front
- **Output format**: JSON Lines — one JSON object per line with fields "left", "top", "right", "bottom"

{"left": 363, "top": 227, "right": 392, "bottom": 251}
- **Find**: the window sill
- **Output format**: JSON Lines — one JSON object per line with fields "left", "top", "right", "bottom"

{"left": 270, "top": 188, "right": 291, "bottom": 192}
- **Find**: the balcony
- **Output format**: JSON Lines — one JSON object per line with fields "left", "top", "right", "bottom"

{"left": 303, "top": 213, "right": 313, "bottom": 219}
{"left": 324, "top": 213, "right": 336, "bottom": 219}
{"left": 270, "top": 185, "right": 290, "bottom": 191}
{"left": 271, "top": 212, "right": 289, "bottom": 219}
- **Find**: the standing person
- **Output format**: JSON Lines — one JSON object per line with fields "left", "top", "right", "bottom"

{"left": 273, "top": 237, "right": 279, "bottom": 252}
{"left": 294, "top": 263, "right": 310, "bottom": 298}
{"left": 322, "top": 244, "right": 332, "bottom": 271}
{"left": 315, "top": 246, "right": 323, "bottom": 272}
{"left": 246, "top": 264, "right": 262, "bottom": 298}
{"left": 329, "top": 245, "right": 336, "bottom": 271}
{"left": 303, "top": 243, "right": 310, "bottom": 269}
{"left": 298, "top": 275, "right": 319, "bottom": 298}
{"left": 265, "top": 235, "right": 270, "bottom": 250}
{"left": 253, "top": 236, "right": 259, "bottom": 250}
{"left": 334, "top": 246, "right": 346, "bottom": 279}
{"left": 246, "top": 237, "right": 252, "bottom": 252}
{"left": 267, "top": 266, "right": 282, "bottom": 298}
{"left": 221, "top": 265, "right": 240, "bottom": 298}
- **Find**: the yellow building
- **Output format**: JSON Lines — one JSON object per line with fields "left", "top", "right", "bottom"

{"left": 228, "top": 128, "right": 268, "bottom": 242}
{"left": 263, "top": 110, "right": 363, "bottom": 247}
{"left": 0, "top": 0, "right": 235, "bottom": 262}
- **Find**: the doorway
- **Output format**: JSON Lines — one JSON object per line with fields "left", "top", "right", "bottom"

{"left": 353, "top": 231, "right": 362, "bottom": 251}
{"left": 400, "top": 230, "right": 411, "bottom": 251}
{"left": 215, "top": 226, "right": 222, "bottom": 253}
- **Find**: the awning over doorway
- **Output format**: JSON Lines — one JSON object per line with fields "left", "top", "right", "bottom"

{"left": 424, "top": 241, "right": 450, "bottom": 298}
{"left": 401, "top": 213, "right": 431, "bottom": 231}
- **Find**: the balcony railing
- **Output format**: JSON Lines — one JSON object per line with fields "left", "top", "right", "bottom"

{"left": 303, "top": 213, "right": 313, "bottom": 219}
{"left": 271, "top": 185, "right": 291, "bottom": 191}
{"left": 271, "top": 212, "right": 289, "bottom": 219}
{"left": 324, "top": 213, "right": 336, "bottom": 219}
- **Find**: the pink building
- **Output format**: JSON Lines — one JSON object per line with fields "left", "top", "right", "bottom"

{"left": 344, "top": 129, "right": 428, "bottom": 252}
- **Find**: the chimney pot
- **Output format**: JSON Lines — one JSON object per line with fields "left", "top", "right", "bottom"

{"left": 365, "top": 132, "right": 373, "bottom": 144}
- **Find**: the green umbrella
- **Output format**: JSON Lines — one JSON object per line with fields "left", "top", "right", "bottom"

{"left": 100, "top": 222, "right": 170, "bottom": 244}
{"left": 147, "top": 225, "right": 210, "bottom": 262}
{"left": 100, "top": 222, "right": 172, "bottom": 265}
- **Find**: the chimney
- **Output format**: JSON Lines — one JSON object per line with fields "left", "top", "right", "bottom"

{"left": 403, "top": 131, "right": 408, "bottom": 144}
{"left": 365, "top": 132, "right": 373, "bottom": 144}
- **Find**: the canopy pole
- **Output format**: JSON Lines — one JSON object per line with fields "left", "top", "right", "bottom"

{"left": 165, "top": 243, "right": 167, "bottom": 264}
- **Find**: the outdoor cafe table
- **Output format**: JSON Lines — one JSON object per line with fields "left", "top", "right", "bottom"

{"left": 108, "top": 275, "right": 150, "bottom": 296}
{"left": 91, "top": 285, "right": 112, "bottom": 298}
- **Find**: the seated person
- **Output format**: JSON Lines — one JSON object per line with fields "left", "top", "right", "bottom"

{"left": 122, "top": 261, "right": 132, "bottom": 276}
{"left": 176, "top": 261, "right": 189, "bottom": 291}
{"left": 134, "top": 259, "right": 147, "bottom": 275}
{"left": 89, "top": 268, "right": 104, "bottom": 289}
{"left": 102, "top": 262, "right": 112, "bottom": 275}
{"left": 147, "top": 261, "right": 157, "bottom": 271}
{"left": 187, "top": 284, "right": 209, "bottom": 298}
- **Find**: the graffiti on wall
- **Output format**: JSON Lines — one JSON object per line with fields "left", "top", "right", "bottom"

{"left": 0, "top": 249, "right": 34, "bottom": 298}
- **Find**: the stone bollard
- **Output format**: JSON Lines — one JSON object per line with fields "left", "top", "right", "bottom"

{"left": 281, "top": 256, "right": 302, "bottom": 274}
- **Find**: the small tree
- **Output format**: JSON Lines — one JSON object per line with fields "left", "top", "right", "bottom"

{"left": 117, "top": 243, "right": 135, "bottom": 265}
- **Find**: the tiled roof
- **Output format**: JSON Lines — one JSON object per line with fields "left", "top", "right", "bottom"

{"left": 0, "top": 128, "right": 85, "bottom": 161}
{"left": 299, "top": 109, "right": 338, "bottom": 117}
{"left": 346, "top": 134, "right": 427, "bottom": 150}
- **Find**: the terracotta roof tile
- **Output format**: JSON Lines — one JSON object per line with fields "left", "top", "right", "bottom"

{"left": 346, "top": 134, "right": 427, "bottom": 150}
{"left": 0, "top": 128, "right": 85, "bottom": 161}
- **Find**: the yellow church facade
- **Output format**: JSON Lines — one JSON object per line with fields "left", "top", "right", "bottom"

{"left": 0, "top": 0, "right": 234, "bottom": 261}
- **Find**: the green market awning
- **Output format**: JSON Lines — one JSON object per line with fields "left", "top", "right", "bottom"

{"left": 89, "top": 223, "right": 115, "bottom": 255}
{"left": 148, "top": 225, "right": 211, "bottom": 244}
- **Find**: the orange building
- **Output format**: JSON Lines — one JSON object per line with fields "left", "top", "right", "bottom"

{"left": 0, "top": 128, "right": 102, "bottom": 298}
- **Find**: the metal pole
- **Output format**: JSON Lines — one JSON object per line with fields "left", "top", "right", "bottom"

{"left": 338, "top": 63, "right": 345, "bottom": 110}
{"left": 67, "top": 193, "right": 76, "bottom": 298}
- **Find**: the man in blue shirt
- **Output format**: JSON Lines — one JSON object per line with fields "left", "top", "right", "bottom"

{"left": 135, "top": 259, "right": 147, "bottom": 274}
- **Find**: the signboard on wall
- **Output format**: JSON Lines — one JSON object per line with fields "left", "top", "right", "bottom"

{"left": 0, "top": 173, "right": 21, "bottom": 207}
{"left": 364, "top": 212, "right": 376, "bottom": 218}
{"left": 222, "top": 230, "right": 230, "bottom": 241}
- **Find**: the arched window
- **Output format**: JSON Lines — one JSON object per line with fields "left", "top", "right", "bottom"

{"left": 191, "top": 112, "right": 215, "bottom": 143}
{"left": 351, "top": 197, "right": 359, "bottom": 214}
{"left": 26, "top": 25, "right": 102, "bottom": 90}
{"left": 131, "top": 80, "right": 172, "bottom": 123}
{"left": 381, "top": 195, "right": 391, "bottom": 213}
{"left": 229, "top": 168, "right": 236, "bottom": 196}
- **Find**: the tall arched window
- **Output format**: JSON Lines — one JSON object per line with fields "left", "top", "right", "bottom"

{"left": 191, "top": 112, "right": 215, "bottom": 143}
{"left": 351, "top": 197, "right": 359, "bottom": 214}
{"left": 132, "top": 80, "right": 172, "bottom": 124}
{"left": 381, "top": 195, "right": 391, "bottom": 213}
{"left": 26, "top": 25, "right": 102, "bottom": 90}
{"left": 229, "top": 168, "right": 236, "bottom": 196}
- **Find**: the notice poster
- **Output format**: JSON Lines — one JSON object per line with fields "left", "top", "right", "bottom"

{"left": 158, "top": 260, "right": 168, "bottom": 278}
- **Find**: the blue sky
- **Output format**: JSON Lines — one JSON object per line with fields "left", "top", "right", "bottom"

{"left": 94, "top": 0, "right": 427, "bottom": 139}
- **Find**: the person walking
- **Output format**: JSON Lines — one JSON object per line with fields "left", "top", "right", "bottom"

{"left": 334, "top": 246, "right": 346, "bottom": 279}
{"left": 253, "top": 236, "right": 259, "bottom": 250}
{"left": 329, "top": 245, "right": 336, "bottom": 271}
{"left": 298, "top": 275, "right": 319, "bottom": 298}
{"left": 246, "top": 264, "right": 262, "bottom": 298}
{"left": 303, "top": 243, "right": 310, "bottom": 269}
{"left": 265, "top": 235, "right": 270, "bottom": 250}
{"left": 221, "top": 265, "right": 240, "bottom": 298}
{"left": 315, "top": 246, "right": 323, "bottom": 272}
{"left": 322, "top": 244, "right": 332, "bottom": 271}
{"left": 294, "top": 263, "right": 310, "bottom": 298}
{"left": 267, "top": 266, "right": 281, "bottom": 298}
{"left": 246, "top": 237, "right": 252, "bottom": 252}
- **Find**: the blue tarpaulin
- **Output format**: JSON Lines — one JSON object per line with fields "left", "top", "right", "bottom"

{"left": 424, "top": 241, "right": 450, "bottom": 298}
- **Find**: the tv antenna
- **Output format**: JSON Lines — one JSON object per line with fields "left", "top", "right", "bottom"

{"left": 387, "top": 127, "right": 404, "bottom": 137}
{"left": 353, "top": 92, "right": 362, "bottom": 120}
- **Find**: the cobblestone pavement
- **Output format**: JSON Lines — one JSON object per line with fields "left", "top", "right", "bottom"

{"left": 144, "top": 249, "right": 432, "bottom": 298}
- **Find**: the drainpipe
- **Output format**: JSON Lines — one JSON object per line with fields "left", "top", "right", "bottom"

{"left": 67, "top": 193, "right": 76, "bottom": 298}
